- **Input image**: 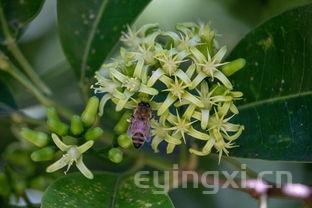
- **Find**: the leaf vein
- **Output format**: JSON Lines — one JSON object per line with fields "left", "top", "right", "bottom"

{"left": 238, "top": 91, "right": 312, "bottom": 110}
{"left": 80, "top": 0, "right": 109, "bottom": 81}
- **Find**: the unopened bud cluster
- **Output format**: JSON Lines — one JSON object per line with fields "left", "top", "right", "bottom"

{"left": 20, "top": 97, "right": 106, "bottom": 179}
{"left": 93, "top": 22, "right": 245, "bottom": 162}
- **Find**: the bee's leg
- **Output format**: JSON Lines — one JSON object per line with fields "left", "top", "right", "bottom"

{"left": 146, "top": 135, "right": 152, "bottom": 142}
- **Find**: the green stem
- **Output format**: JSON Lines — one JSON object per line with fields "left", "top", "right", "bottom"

{"left": 0, "top": 56, "right": 73, "bottom": 119}
{"left": 0, "top": 6, "right": 51, "bottom": 95}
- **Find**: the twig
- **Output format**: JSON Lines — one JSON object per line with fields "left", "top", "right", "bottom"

{"left": 178, "top": 169, "right": 312, "bottom": 207}
{"left": 0, "top": 54, "right": 73, "bottom": 119}
{"left": 0, "top": 6, "right": 51, "bottom": 95}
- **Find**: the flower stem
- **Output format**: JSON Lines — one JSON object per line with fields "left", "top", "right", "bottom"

{"left": 0, "top": 54, "right": 73, "bottom": 119}
{"left": 0, "top": 6, "right": 51, "bottom": 95}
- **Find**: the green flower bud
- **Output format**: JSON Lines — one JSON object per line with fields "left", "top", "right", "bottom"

{"left": 211, "top": 84, "right": 227, "bottom": 96}
{"left": 81, "top": 96, "right": 99, "bottom": 127}
{"left": 114, "top": 111, "right": 132, "bottom": 134}
{"left": 85, "top": 127, "right": 103, "bottom": 141}
{"left": 31, "top": 147, "right": 55, "bottom": 162}
{"left": 222, "top": 58, "right": 246, "bottom": 76}
{"left": 47, "top": 107, "right": 69, "bottom": 136}
{"left": 117, "top": 134, "right": 132, "bottom": 148}
{"left": 70, "top": 115, "right": 84, "bottom": 135}
{"left": 47, "top": 107, "right": 59, "bottom": 121}
{"left": 0, "top": 172, "right": 10, "bottom": 196}
{"left": 63, "top": 136, "right": 78, "bottom": 145}
{"left": 47, "top": 119, "right": 69, "bottom": 136}
{"left": 20, "top": 128, "right": 49, "bottom": 147}
{"left": 108, "top": 148, "right": 123, "bottom": 163}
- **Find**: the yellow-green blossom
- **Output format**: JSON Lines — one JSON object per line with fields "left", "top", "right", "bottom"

{"left": 93, "top": 22, "right": 245, "bottom": 161}
{"left": 46, "top": 134, "right": 94, "bottom": 179}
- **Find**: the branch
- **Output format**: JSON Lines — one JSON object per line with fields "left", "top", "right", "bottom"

{"left": 0, "top": 54, "right": 73, "bottom": 119}
{"left": 0, "top": 6, "right": 51, "bottom": 95}
{"left": 178, "top": 169, "right": 312, "bottom": 207}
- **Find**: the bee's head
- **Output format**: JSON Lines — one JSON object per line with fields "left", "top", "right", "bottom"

{"left": 138, "top": 102, "right": 150, "bottom": 108}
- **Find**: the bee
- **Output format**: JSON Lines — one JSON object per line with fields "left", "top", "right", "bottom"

{"left": 128, "top": 102, "right": 152, "bottom": 149}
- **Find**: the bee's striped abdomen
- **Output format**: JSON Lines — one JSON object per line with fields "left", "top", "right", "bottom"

{"left": 132, "top": 133, "right": 145, "bottom": 149}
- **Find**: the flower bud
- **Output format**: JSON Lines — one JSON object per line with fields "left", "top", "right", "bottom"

{"left": 31, "top": 147, "right": 55, "bottom": 162}
{"left": 211, "top": 84, "right": 227, "bottom": 96}
{"left": 81, "top": 96, "right": 99, "bottom": 127}
{"left": 70, "top": 115, "right": 84, "bottom": 135}
{"left": 47, "top": 107, "right": 69, "bottom": 136}
{"left": 20, "top": 128, "right": 49, "bottom": 147}
{"left": 47, "top": 119, "right": 69, "bottom": 136}
{"left": 47, "top": 107, "right": 59, "bottom": 121}
{"left": 108, "top": 148, "right": 123, "bottom": 163}
{"left": 222, "top": 58, "right": 246, "bottom": 76}
{"left": 85, "top": 127, "right": 103, "bottom": 141}
{"left": 117, "top": 134, "right": 132, "bottom": 148}
{"left": 114, "top": 111, "right": 132, "bottom": 134}
{"left": 63, "top": 136, "right": 78, "bottom": 145}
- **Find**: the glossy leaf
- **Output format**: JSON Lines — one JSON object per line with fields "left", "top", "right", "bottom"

{"left": 57, "top": 0, "right": 151, "bottom": 79}
{"left": 0, "top": 0, "right": 45, "bottom": 41}
{"left": 41, "top": 172, "right": 175, "bottom": 208}
{"left": 227, "top": 4, "right": 312, "bottom": 161}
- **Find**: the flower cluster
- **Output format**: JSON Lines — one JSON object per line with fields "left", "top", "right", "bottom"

{"left": 93, "top": 22, "right": 245, "bottom": 162}
{"left": 20, "top": 97, "right": 103, "bottom": 179}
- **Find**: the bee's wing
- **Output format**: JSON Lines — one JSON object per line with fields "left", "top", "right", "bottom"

{"left": 144, "top": 120, "right": 152, "bottom": 142}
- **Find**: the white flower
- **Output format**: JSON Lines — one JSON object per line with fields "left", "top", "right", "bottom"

{"left": 190, "top": 46, "right": 233, "bottom": 89}
{"left": 46, "top": 133, "right": 94, "bottom": 179}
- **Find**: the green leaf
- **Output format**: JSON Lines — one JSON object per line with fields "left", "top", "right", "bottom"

{"left": 227, "top": 4, "right": 312, "bottom": 161}
{"left": 0, "top": 0, "right": 45, "bottom": 41}
{"left": 41, "top": 172, "right": 175, "bottom": 208}
{"left": 57, "top": 0, "right": 151, "bottom": 79}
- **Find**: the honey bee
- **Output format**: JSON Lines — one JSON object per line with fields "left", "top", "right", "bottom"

{"left": 128, "top": 102, "right": 152, "bottom": 149}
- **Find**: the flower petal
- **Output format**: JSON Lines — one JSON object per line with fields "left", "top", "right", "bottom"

{"left": 159, "top": 75, "right": 173, "bottom": 87}
{"left": 151, "top": 136, "right": 164, "bottom": 153}
{"left": 183, "top": 91, "right": 204, "bottom": 108}
{"left": 200, "top": 109, "right": 210, "bottom": 130}
{"left": 77, "top": 141, "right": 94, "bottom": 154}
{"left": 133, "top": 58, "right": 144, "bottom": 79}
{"left": 214, "top": 70, "right": 233, "bottom": 90}
{"left": 190, "top": 71, "right": 206, "bottom": 89}
{"left": 186, "top": 64, "right": 196, "bottom": 78}
{"left": 190, "top": 47, "right": 206, "bottom": 63}
{"left": 157, "top": 94, "right": 177, "bottom": 116}
{"left": 166, "top": 143, "right": 176, "bottom": 154}
{"left": 176, "top": 69, "right": 192, "bottom": 85}
{"left": 147, "top": 68, "right": 165, "bottom": 87}
{"left": 98, "top": 94, "right": 111, "bottom": 116}
{"left": 139, "top": 84, "right": 159, "bottom": 95}
{"left": 213, "top": 46, "right": 227, "bottom": 63}
{"left": 76, "top": 156, "right": 94, "bottom": 179}
{"left": 110, "top": 70, "right": 128, "bottom": 83}
{"left": 46, "top": 156, "right": 69, "bottom": 173}
{"left": 188, "top": 127, "right": 209, "bottom": 141}
{"left": 51, "top": 133, "right": 69, "bottom": 151}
